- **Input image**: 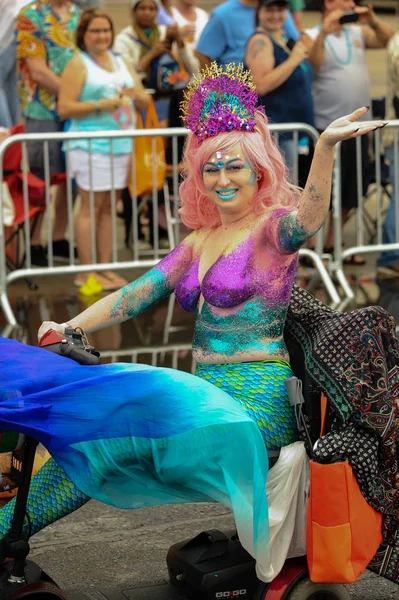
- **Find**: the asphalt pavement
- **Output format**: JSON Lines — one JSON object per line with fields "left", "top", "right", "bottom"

{"left": 28, "top": 499, "right": 399, "bottom": 599}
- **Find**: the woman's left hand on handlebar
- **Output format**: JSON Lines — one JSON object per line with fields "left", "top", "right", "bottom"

{"left": 320, "top": 106, "right": 387, "bottom": 148}
{"left": 38, "top": 321, "right": 67, "bottom": 343}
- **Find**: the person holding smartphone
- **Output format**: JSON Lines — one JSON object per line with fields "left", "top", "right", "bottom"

{"left": 302, "top": 1, "right": 393, "bottom": 264}
{"left": 245, "top": 0, "right": 314, "bottom": 176}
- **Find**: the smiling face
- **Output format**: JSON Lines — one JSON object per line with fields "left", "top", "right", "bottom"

{"left": 258, "top": 4, "right": 287, "bottom": 32}
{"left": 83, "top": 17, "right": 113, "bottom": 53}
{"left": 202, "top": 142, "right": 258, "bottom": 215}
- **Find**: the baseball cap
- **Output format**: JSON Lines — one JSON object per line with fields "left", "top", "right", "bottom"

{"left": 259, "top": 0, "right": 289, "bottom": 6}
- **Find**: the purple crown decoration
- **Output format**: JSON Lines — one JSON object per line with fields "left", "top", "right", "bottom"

{"left": 181, "top": 63, "right": 261, "bottom": 144}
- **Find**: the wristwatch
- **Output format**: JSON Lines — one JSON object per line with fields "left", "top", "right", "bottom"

{"left": 94, "top": 100, "right": 101, "bottom": 115}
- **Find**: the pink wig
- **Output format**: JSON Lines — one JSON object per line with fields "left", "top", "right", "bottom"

{"left": 179, "top": 109, "right": 298, "bottom": 230}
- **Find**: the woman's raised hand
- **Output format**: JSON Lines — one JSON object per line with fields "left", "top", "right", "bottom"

{"left": 37, "top": 321, "right": 68, "bottom": 343}
{"left": 320, "top": 107, "right": 387, "bottom": 148}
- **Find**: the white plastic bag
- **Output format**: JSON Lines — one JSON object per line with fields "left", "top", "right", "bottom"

{"left": 256, "top": 441, "right": 309, "bottom": 582}
{"left": 2, "top": 182, "right": 14, "bottom": 226}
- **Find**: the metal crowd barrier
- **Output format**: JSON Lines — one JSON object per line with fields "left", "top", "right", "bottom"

{"left": 0, "top": 123, "right": 340, "bottom": 326}
{"left": 100, "top": 342, "right": 195, "bottom": 373}
{"left": 329, "top": 120, "right": 399, "bottom": 303}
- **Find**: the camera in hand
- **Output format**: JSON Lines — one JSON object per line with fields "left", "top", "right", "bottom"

{"left": 39, "top": 327, "right": 100, "bottom": 365}
{"left": 286, "top": 38, "right": 296, "bottom": 51}
{"left": 339, "top": 11, "right": 359, "bottom": 25}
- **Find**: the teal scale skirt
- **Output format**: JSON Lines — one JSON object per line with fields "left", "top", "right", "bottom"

{"left": 196, "top": 360, "right": 298, "bottom": 450}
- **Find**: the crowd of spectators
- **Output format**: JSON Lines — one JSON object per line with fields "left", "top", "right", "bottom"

{"left": 0, "top": 0, "right": 398, "bottom": 281}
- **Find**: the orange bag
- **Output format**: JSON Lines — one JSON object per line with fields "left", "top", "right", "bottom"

{"left": 130, "top": 98, "right": 166, "bottom": 198}
{"left": 307, "top": 394, "right": 383, "bottom": 583}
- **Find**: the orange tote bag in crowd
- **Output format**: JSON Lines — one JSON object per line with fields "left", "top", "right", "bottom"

{"left": 130, "top": 99, "right": 166, "bottom": 198}
{"left": 307, "top": 394, "right": 383, "bottom": 584}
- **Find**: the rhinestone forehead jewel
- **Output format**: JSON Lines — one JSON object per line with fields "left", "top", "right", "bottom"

{"left": 181, "top": 62, "right": 262, "bottom": 144}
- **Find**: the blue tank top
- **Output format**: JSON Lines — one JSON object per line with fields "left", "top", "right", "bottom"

{"left": 67, "top": 52, "right": 135, "bottom": 155}
{"left": 247, "top": 31, "right": 314, "bottom": 134}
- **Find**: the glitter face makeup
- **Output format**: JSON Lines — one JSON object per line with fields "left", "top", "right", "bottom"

{"left": 202, "top": 143, "right": 257, "bottom": 208}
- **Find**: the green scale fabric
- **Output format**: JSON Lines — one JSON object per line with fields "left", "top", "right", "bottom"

{"left": 0, "top": 458, "right": 89, "bottom": 538}
{"left": 196, "top": 360, "right": 298, "bottom": 450}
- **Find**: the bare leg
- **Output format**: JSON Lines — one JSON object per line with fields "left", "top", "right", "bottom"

{"left": 74, "top": 188, "right": 101, "bottom": 285}
{"left": 52, "top": 182, "right": 68, "bottom": 242}
{"left": 96, "top": 190, "right": 127, "bottom": 287}
{"left": 74, "top": 190, "right": 126, "bottom": 289}
{"left": 96, "top": 191, "right": 113, "bottom": 265}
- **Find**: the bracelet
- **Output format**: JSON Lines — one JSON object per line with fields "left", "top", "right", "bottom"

{"left": 94, "top": 100, "right": 101, "bottom": 115}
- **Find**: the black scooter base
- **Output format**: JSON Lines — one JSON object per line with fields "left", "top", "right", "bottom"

{"left": 0, "top": 559, "right": 66, "bottom": 599}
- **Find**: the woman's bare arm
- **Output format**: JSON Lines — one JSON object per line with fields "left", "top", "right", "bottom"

{"left": 38, "top": 234, "right": 198, "bottom": 341}
{"left": 245, "top": 34, "right": 308, "bottom": 96}
{"left": 297, "top": 107, "right": 386, "bottom": 234}
{"left": 269, "top": 108, "right": 387, "bottom": 254}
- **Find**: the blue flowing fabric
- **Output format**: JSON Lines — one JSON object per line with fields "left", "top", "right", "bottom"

{"left": 0, "top": 337, "right": 271, "bottom": 580}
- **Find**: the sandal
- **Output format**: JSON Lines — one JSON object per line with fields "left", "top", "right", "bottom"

{"left": 99, "top": 271, "right": 129, "bottom": 289}
{"left": 74, "top": 274, "right": 113, "bottom": 293}
{"left": 77, "top": 275, "right": 103, "bottom": 296}
{"left": 343, "top": 255, "right": 366, "bottom": 266}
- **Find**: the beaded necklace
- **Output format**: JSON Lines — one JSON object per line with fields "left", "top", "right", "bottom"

{"left": 324, "top": 26, "right": 353, "bottom": 66}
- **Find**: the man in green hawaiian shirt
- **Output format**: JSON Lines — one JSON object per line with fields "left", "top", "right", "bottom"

{"left": 16, "top": 0, "right": 81, "bottom": 266}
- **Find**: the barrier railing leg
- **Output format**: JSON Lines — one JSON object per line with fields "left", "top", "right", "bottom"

{"left": 334, "top": 268, "right": 355, "bottom": 302}
{"left": 298, "top": 249, "right": 341, "bottom": 307}
{"left": 0, "top": 293, "right": 17, "bottom": 326}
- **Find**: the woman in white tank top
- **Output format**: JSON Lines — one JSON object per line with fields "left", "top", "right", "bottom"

{"left": 57, "top": 9, "right": 149, "bottom": 292}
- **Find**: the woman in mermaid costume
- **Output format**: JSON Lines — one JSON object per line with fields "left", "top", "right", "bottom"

{"left": 0, "top": 64, "right": 383, "bottom": 581}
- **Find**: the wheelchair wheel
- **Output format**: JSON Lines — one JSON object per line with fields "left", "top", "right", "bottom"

{"left": 286, "top": 577, "right": 351, "bottom": 600}
{"left": 5, "top": 581, "right": 67, "bottom": 599}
